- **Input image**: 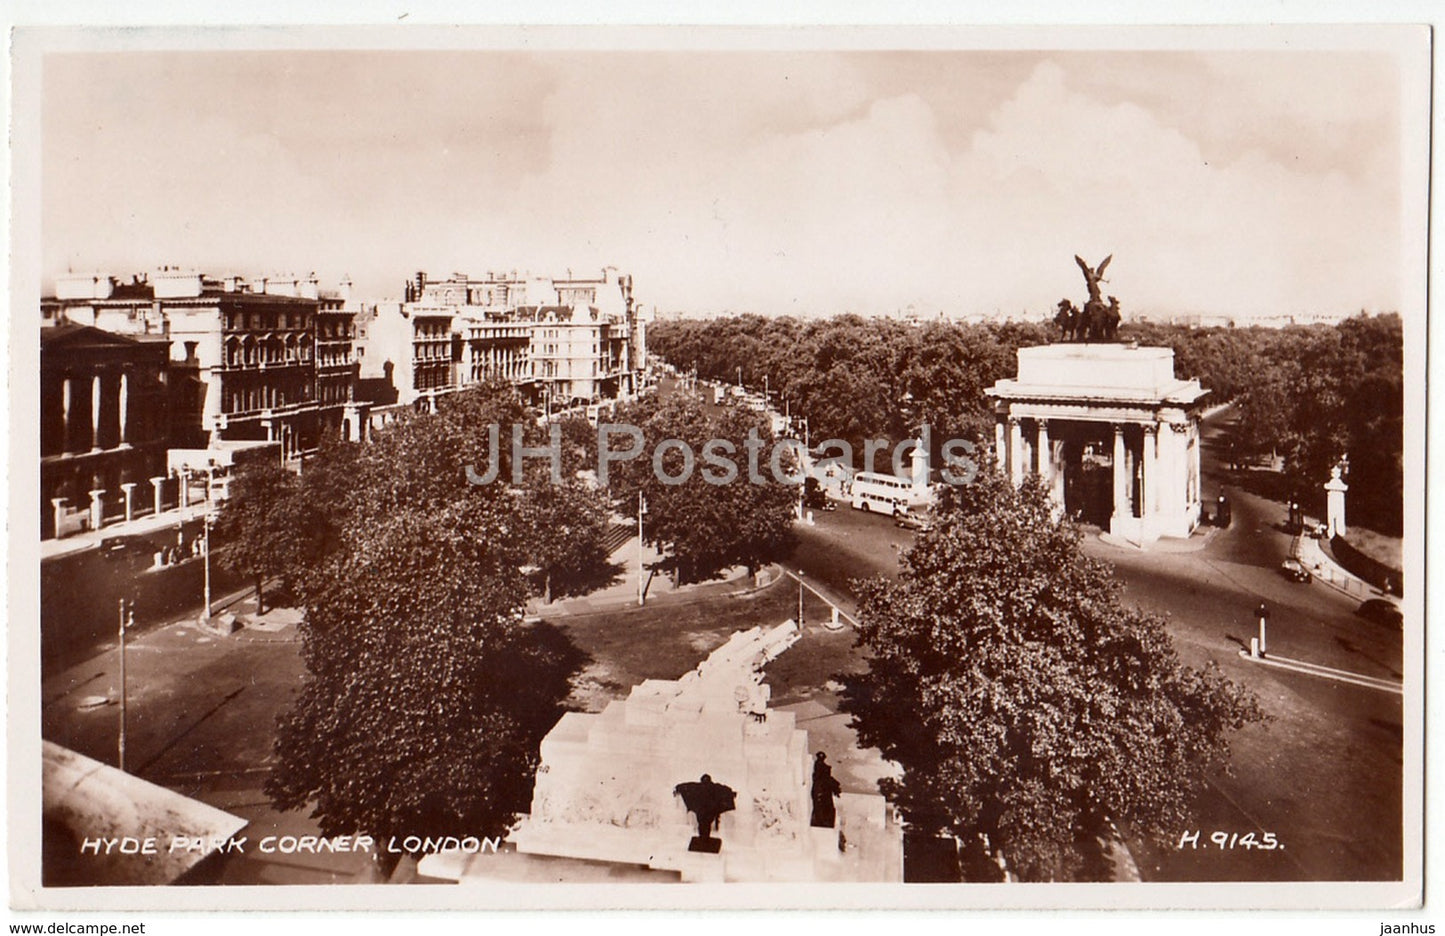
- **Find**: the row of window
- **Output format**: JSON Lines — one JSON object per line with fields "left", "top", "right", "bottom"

{"left": 224, "top": 311, "right": 314, "bottom": 332}
{"left": 225, "top": 337, "right": 313, "bottom": 368}
{"left": 223, "top": 380, "right": 315, "bottom": 414}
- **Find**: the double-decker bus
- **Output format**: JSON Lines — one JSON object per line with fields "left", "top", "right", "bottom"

{"left": 850, "top": 471, "right": 913, "bottom": 514}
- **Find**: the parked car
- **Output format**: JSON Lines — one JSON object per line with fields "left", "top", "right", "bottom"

{"left": 894, "top": 511, "right": 932, "bottom": 533}
{"left": 1278, "top": 558, "right": 1313, "bottom": 583}
{"left": 1356, "top": 598, "right": 1403, "bottom": 629}
{"left": 802, "top": 478, "right": 836, "bottom": 512}
{"left": 97, "top": 535, "right": 152, "bottom": 561}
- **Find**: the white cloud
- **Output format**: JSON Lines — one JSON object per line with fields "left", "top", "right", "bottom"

{"left": 40, "top": 50, "right": 1407, "bottom": 318}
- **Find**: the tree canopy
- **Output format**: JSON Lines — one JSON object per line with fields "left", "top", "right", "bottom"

{"left": 841, "top": 467, "right": 1263, "bottom": 881}
{"left": 211, "top": 456, "right": 310, "bottom": 614}
{"left": 607, "top": 391, "right": 799, "bottom": 585}
{"left": 650, "top": 311, "right": 1404, "bottom": 534}
{"left": 257, "top": 382, "right": 594, "bottom": 859}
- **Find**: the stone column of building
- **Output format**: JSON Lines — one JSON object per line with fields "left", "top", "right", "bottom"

{"left": 1112, "top": 424, "right": 1128, "bottom": 523}
{"left": 61, "top": 376, "right": 73, "bottom": 452}
{"left": 1008, "top": 418, "right": 1024, "bottom": 487}
{"left": 121, "top": 482, "right": 137, "bottom": 522}
{"left": 118, "top": 371, "right": 129, "bottom": 446}
{"left": 994, "top": 418, "right": 1006, "bottom": 471}
{"left": 90, "top": 374, "right": 102, "bottom": 452}
{"left": 150, "top": 476, "right": 166, "bottom": 515}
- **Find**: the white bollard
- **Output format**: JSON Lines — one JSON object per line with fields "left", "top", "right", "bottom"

{"left": 1250, "top": 637, "right": 1260, "bottom": 659}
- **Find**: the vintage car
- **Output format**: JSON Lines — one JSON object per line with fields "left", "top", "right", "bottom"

{"left": 1278, "top": 558, "right": 1313, "bottom": 583}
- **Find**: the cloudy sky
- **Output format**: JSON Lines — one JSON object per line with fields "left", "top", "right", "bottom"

{"left": 39, "top": 36, "right": 1423, "bottom": 319}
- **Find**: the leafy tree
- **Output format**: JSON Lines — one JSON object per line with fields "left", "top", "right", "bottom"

{"left": 517, "top": 467, "right": 616, "bottom": 602}
{"left": 608, "top": 391, "right": 797, "bottom": 584}
{"left": 212, "top": 457, "right": 309, "bottom": 614}
{"left": 841, "top": 467, "right": 1263, "bottom": 881}
{"left": 264, "top": 382, "right": 592, "bottom": 867}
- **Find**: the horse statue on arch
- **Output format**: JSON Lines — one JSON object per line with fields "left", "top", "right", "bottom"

{"left": 1053, "top": 299, "right": 1080, "bottom": 341}
{"left": 1053, "top": 254, "right": 1123, "bottom": 342}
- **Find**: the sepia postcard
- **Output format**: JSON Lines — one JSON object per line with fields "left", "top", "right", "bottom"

{"left": 6, "top": 13, "right": 1433, "bottom": 923}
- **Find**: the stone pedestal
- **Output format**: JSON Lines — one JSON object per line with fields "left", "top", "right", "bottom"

{"left": 150, "top": 476, "right": 166, "bottom": 514}
{"left": 50, "top": 498, "right": 69, "bottom": 539}
{"left": 88, "top": 489, "right": 106, "bottom": 531}
{"left": 121, "top": 482, "right": 138, "bottom": 522}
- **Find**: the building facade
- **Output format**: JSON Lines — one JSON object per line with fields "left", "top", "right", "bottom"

{"left": 986, "top": 343, "right": 1208, "bottom": 543}
{"left": 44, "top": 269, "right": 364, "bottom": 458}
{"left": 40, "top": 325, "right": 174, "bottom": 539}
{"left": 359, "top": 268, "right": 647, "bottom": 412}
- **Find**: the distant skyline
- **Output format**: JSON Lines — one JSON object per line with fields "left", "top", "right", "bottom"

{"left": 39, "top": 36, "right": 1424, "bottom": 319}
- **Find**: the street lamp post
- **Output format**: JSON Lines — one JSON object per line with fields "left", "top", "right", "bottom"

{"left": 637, "top": 491, "right": 646, "bottom": 607}
{"left": 117, "top": 598, "right": 132, "bottom": 771}
{"left": 1255, "top": 601, "right": 1270, "bottom": 657}
{"left": 199, "top": 464, "right": 215, "bottom": 620}
{"left": 797, "top": 570, "right": 805, "bottom": 628}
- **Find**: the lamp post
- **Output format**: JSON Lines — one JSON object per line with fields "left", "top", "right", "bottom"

{"left": 797, "top": 570, "right": 805, "bottom": 628}
{"left": 117, "top": 598, "right": 133, "bottom": 771}
{"left": 1255, "top": 601, "right": 1270, "bottom": 658}
{"left": 637, "top": 491, "right": 647, "bottom": 607}
{"left": 200, "top": 462, "right": 216, "bottom": 620}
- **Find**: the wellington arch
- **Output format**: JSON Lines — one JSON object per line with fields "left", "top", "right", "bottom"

{"left": 986, "top": 343, "right": 1209, "bottom": 545}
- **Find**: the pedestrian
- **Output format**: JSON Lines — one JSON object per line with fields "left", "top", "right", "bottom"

{"left": 811, "top": 752, "right": 841, "bottom": 828}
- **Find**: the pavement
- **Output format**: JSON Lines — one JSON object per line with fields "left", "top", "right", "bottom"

{"left": 1294, "top": 532, "right": 1393, "bottom": 603}
{"left": 1096, "top": 522, "right": 1219, "bottom": 554}
{"left": 528, "top": 533, "right": 767, "bottom": 618}
{"left": 41, "top": 502, "right": 212, "bottom": 562}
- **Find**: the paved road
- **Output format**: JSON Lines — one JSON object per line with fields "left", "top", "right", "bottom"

{"left": 786, "top": 408, "right": 1404, "bottom": 882}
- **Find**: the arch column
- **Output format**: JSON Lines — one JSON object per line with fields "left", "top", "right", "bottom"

{"left": 1112, "top": 424, "right": 1128, "bottom": 523}
{"left": 1036, "top": 419, "right": 1050, "bottom": 480}
{"left": 1008, "top": 418, "right": 1024, "bottom": 486}
{"left": 1141, "top": 424, "right": 1158, "bottom": 518}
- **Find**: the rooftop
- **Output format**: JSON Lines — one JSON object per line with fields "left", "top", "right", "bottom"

{"left": 987, "top": 342, "right": 1209, "bottom": 406}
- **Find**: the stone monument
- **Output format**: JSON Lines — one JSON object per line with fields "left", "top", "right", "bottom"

{"left": 987, "top": 343, "right": 1209, "bottom": 543}
{"left": 445, "top": 621, "right": 903, "bottom": 883}
{"left": 1324, "top": 465, "right": 1349, "bottom": 538}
